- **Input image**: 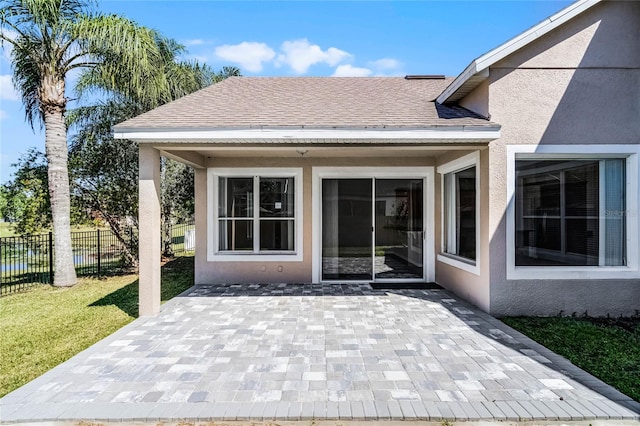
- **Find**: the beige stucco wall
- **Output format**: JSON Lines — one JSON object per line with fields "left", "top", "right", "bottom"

{"left": 188, "top": 1, "right": 640, "bottom": 316}
{"left": 434, "top": 149, "right": 491, "bottom": 312}
{"left": 458, "top": 80, "right": 489, "bottom": 119}
{"left": 474, "top": 0, "right": 640, "bottom": 316}
{"left": 497, "top": 1, "right": 640, "bottom": 70}
{"left": 195, "top": 156, "right": 436, "bottom": 285}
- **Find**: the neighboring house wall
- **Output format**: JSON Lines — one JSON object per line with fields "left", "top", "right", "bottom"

{"left": 468, "top": 0, "right": 640, "bottom": 316}
{"left": 434, "top": 149, "right": 491, "bottom": 312}
{"left": 195, "top": 155, "right": 436, "bottom": 285}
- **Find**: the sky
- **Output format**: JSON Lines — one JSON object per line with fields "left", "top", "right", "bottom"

{"left": 0, "top": 0, "right": 574, "bottom": 184}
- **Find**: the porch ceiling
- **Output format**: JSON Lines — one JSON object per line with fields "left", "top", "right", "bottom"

{"left": 158, "top": 144, "right": 487, "bottom": 167}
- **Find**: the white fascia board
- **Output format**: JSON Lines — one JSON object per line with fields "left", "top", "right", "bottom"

{"left": 474, "top": 0, "right": 599, "bottom": 70}
{"left": 437, "top": 0, "right": 601, "bottom": 104}
{"left": 113, "top": 127, "right": 501, "bottom": 141}
{"left": 436, "top": 67, "right": 486, "bottom": 105}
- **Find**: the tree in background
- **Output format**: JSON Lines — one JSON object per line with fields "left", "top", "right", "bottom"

{"left": 160, "top": 158, "right": 197, "bottom": 258}
{"left": 68, "top": 34, "right": 241, "bottom": 261}
{"left": 1, "top": 149, "right": 49, "bottom": 235}
{"left": 0, "top": 186, "right": 8, "bottom": 222}
{"left": 0, "top": 0, "right": 169, "bottom": 286}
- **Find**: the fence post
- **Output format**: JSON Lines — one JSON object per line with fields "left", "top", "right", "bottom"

{"left": 48, "top": 231, "right": 53, "bottom": 284}
{"left": 97, "top": 230, "right": 101, "bottom": 274}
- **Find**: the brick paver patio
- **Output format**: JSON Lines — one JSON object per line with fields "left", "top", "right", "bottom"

{"left": 1, "top": 284, "right": 638, "bottom": 423}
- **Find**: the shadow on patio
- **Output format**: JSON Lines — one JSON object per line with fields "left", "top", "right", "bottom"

{"left": 90, "top": 256, "right": 196, "bottom": 317}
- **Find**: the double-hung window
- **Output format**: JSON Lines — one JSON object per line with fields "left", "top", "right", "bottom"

{"left": 209, "top": 168, "right": 303, "bottom": 261}
{"left": 437, "top": 152, "right": 480, "bottom": 274}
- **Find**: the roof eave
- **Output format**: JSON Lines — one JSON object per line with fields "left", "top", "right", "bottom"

{"left": 437, "top": 0, "right": 602, "bottom": 104}
{"left": 113, "top": 126, "right": 501, "bottom": 142}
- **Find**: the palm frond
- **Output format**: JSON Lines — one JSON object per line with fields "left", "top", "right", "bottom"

{"left": 165, "top": 60, "right": 215, "bottom": 100}
{"left": 155, "top": 33, "right": 186, "bottom": 63}
{"left": 1, "top": 0, "right": 95, "bottom": 127}
{"left": 72, "top": 13, "right": 164, "bottom": 102}
{"left": 2, "top": 0, "right": 88, "bottom": 61}
{"left": 10, "top": 33, "right": 43, "bottom": 128}
{"left": 3, "top": 0, "right": 240, "bottom": 130}
{"left": 216, "top": 65, "right": 241, "bottom": 81}
{"left": 74, "top": 34, "right": 222, "bottom": 111}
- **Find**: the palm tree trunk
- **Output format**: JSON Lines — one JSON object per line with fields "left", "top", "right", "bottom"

{"left": 44, "top": 106, "right": 77, "bottom": 287}
{"left": 162, "top": 205, "right": 174, "bottom": 258}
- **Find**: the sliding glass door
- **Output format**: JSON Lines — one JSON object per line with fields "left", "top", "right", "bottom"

{"left": 321, "top": 178, "right": 424, "bottom": 281}
{"left": 321, "top": 179, "right": 372, "bottom": 280}
{"left": 374, "top": 179, "right": 423, "bottom": 280}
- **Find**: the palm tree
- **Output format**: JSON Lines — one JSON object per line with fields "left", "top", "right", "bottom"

{"left": 0, "top": 0, "right": 165, "bottom": 286}
{"left": 67, "top": 37, "right": 241, "bottom": 265}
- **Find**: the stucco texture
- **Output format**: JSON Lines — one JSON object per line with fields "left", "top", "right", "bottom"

{"left": 478, "top": 0, "right": 640, "bottom": 316}
{"left": 433, "top": 149, "right": 491, "bottom": 312}
{"left": 195, "top": 156, "right": 437, "bottom": 285}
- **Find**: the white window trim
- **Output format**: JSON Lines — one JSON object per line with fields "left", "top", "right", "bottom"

{"left": 506, "top": 144, "right": 640, "bottom": 280}
{"left": 437, "top": 151, "right": 481, "bottom": 276}
{"left": 207, "top": 167, "right": 303, "bottom": 262}
{"left": 311, "top": 167, "right": 435, "bottom": 284}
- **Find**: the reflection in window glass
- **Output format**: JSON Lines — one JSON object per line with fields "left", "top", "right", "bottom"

{"left": 219, "top": 220, "right": 253, "bottom": 251}
{"left": 443, "top": 166, "right": 476, "bottom": 261}
{"left": 515, "top": 159, "right": 626, "bottom": 266}
{"left": 260, "top": 178, "right": 294, "bottom": 217}
{"left": 218, "top": 177, "right": 253, "bottom": 218}
{"left": 260, "top": 220, "right": 294, "bottom": 251}
{"left": 218, "top": 175, "right": 296, "bottom": 253}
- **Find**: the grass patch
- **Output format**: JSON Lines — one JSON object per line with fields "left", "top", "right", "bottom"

{"left": 0, "top": 256, "right": 194, "bottom": 397}
{"left": 0, "top": 223, "right": 112, "bottom": 238}
{"left": 503, "top": 316, "right": 640, "bottom": 402}
{"left": 0, "top": 222, "right": 15, "bottom": 238}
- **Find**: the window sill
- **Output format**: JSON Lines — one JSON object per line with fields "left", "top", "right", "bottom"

{"left": 209, "top": 252, "right": 303, "bottom": 262}
{"left": 437, "top": 254, "right": 479, "bottom": 276}
{"left": 507, "top": 266, "right": 639, "bottom": 280}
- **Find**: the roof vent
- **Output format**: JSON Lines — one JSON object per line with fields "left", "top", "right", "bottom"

{"left": 404, "top": 75, "right": 445, "bottom": 80}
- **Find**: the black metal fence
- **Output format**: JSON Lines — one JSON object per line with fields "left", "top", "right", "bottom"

{"left": 170, "top": 222, "right": 196, "bottom": 254}
{"left": 0, "top": 232, "right": 53, "bottom": 294}
{"left": 0, "top": 221, "right": 194, "bottom": 296}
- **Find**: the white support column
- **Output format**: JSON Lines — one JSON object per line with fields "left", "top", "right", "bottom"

{"left": 194, "top": 168, "right": 207, "bottom": 285}
{"left": 138, "top": 144, "right": 161, "bottom": 316}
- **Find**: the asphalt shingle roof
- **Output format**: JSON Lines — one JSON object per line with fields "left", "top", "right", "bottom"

{"left": 113, "top": 77, "right": 494, "bottom": 131}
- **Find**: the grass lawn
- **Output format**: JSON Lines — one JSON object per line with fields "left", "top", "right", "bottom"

{"left": 0, "top": 222, "right": 17, "bottom": 238}
{"left": 503, "top": 316, "right": 640, "bottom": 402}
{"left": 0, "top": 222, "right": 113, "bottom": 238}
{"left": 0, "top": 256, "right": 194, "bottom": 397}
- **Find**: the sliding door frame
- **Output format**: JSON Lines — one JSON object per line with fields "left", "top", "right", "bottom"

{"left": 312, "top": 167, "right": 435, "bottom": 284}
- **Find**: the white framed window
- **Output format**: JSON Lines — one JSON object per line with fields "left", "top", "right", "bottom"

{"left": 207, "top": 168, "right": 303, "bottom": 262}
{"left": 507, "top": 145, "right": 639, "bottom": 280}
{"left": 437, "top": 152, "right": 480, "bottom": 275}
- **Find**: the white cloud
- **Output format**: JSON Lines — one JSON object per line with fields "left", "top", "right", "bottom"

{"left": 183, "top": 39, "right": 209, "bottom": 46}
{"left": 0, "top": 109, "right": 7, "bottom": 120}
{"left": 368, "top": 57, "right": 405, "bottom": 76}
{"left": 0, "top": 74, "right": 19, "bottom": 100}
{"left": 214, "top": 42, "right": 275, "bottom": 73}
{"left": 332, "top": 64, "right": 373, "bottom": 77}
{"left": 277, "top": 39, "right": 351, "bottom": 74}
{"left": 371, "top": 58, "right": 401, "bottom": 70}
{"left": 185, "top": 54, "right": 208, "bottom": 63}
